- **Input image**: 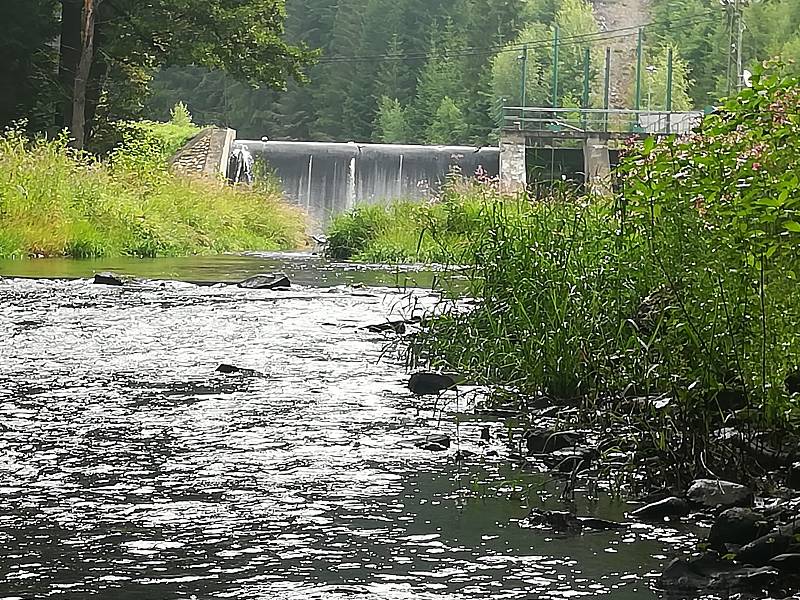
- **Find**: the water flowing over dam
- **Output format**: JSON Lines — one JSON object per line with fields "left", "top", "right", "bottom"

{"left": 234, "top": 141, "right": 500, "bottom": 227}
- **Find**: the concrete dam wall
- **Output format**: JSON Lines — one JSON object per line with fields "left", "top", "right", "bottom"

{"left": 235, "top": 141, "right": 500, "bottom": 228}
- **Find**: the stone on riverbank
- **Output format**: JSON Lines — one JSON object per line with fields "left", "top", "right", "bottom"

{"left": 630, "top": 496, "right": 689, "bottom": 520}
{"left": 93, "top": 272, "right": 125, "bottom": 286}
{"left": 237, "top": 273, "right": 291, "bottom": 290}
{"left": 708, "top": 508, "right": 773, "bottom": 551}
{"left": 736, "top": 533, "right": 793, "bottom": 566}
{"left": 687, "top": 479, "right": 753, "bottom": 508}
{"left": 789, "top": 462, "right": 800, "bottom": 490}
{"left": 770, "top": 553, "right": 800, "bottom": 572}
{"left": 408, "top": 372, "right": 457, "bottom": 396}
{"left": 524, "top": 429, "right": 581, "bottom": 455}
{"left": 659, "top": 554, "right": 778, "bottom": 593}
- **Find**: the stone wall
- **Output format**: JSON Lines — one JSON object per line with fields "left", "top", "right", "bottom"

{"left": 170, "top": 128, "right": 236, "bottom": 177}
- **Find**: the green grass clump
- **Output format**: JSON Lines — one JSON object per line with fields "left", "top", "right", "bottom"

{"left": 0, "top": 110, "right": 305, "bottom": 259}
{"left": 326, "top": 180, "right": 505, "bottom": 264}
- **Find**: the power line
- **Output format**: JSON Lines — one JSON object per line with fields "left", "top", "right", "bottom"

{"left": 315, "top": 10, "right": 717, "bottom": 65}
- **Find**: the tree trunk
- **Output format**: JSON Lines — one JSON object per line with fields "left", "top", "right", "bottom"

{"left": 58, "top": 0, "right": 83, "bottom": 130}
{"left": 70, "top": 0, "right": 102, "bottom": 149}
{"left": 84, "top": 1, "right": 112, "bottom": 143}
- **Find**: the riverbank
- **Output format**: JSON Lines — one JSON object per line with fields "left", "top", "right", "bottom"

{"left": 332, "top": 68, "right": 800, "bottom": 490}
{"left": 0, "top": 115, "right": 305, "bottom": 259}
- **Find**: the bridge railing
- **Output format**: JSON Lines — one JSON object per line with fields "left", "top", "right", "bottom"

{"left": 502, "top": 107, "right": 705, "bottom": 136}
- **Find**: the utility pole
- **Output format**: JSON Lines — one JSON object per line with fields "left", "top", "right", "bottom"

{"left": 726, "top": 0, "right": 745, "bottom": 94}
{"left": 736, "top": 0, "right": 744, "bottom": 91}
{"left": 603, "top": 46, "right": 611, "bottom": 132}
{"left": 520, "top": 45, "right": 529, "bottom": 109}
{"left": 634, "top": 28, "right": 643, "bottom": 112}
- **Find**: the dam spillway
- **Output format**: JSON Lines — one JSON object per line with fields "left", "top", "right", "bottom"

{"left": 234, "top": 141, "right": 500, "bottom": 228}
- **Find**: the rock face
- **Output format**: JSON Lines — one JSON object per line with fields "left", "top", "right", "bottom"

{"left": 93, "top": 272, "right": 124, "bottom": 286}
{"left": 708, "top": 508, "right": 772, "bottom": 551}
{"left": 524, "top": 429, "right": 580, "bottom": 455}
{"left": 237, "top": 273, "right": 291, "bottom": 290}
{"left": 630, "top": 496, "right": 690, "bottom": 521}
{"left": 687, "top": 479, "right": 753, "bottom": 508}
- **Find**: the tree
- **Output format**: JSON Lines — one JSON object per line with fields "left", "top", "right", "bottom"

{"left": 425, "top": 96, "right": 466, "bottom": 144}
{"left": 57, "top": 0, "right": 314, "bottom": 147}
{"left": 374, "top": 97, "right": 410, "bottom": 143}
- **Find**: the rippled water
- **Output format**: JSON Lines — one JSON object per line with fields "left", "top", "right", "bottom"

{"left": 0, "top": 255, "right": 697, "bottom": 599}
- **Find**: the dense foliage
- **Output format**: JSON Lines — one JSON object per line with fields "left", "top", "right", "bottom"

{"left": 0, "top": 113, "right": 305, "bottom": 259}
{"left": 0, "top": 0, "right": 312, "bottom": 146}
{"left": 146, "top": 0, "right": 800, "bottom": 145}
{"left": 373, "top": 68, "right": 800, "bottom": 483}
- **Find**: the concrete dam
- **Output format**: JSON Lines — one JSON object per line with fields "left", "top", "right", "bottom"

{"left": 234, "top": 141, "right": 500, "bottom": 227}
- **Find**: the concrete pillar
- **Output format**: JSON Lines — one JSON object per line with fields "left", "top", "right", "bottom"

{"left": 583, "top": 136, "right": 611, "bottom": 195}
{"left": 499, "top": 132, "right": 527, "bottom": 193}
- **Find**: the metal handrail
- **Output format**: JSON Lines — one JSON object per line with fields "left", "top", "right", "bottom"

{"left": 502, "top": 106, "right": 704, "bottom": 135}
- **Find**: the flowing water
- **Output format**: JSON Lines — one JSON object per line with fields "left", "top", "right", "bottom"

{"left": 0, "top": 253, "right": 698, "bottom": 600}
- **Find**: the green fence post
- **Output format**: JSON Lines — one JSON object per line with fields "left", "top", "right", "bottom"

{"left": 582, "top": 46, "right": 590, "bottom": 130}
{"left": 552, "top": 26, "right": 560, "bottom": 109}
{"left": 603, "top": 46, "right": 611, "bottom": 132}
{"left": 521, "top": 44, "right": 529, "bottom": 109}
{"left": 666, "top": 46, "right": 674, "bottom": 134}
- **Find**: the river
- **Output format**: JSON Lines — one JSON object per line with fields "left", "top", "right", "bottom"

{"left": 0, "top": 253, "right": 697, "bottom": 599}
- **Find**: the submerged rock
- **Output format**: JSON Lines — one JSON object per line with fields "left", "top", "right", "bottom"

{"left": 415, "top": 434, "right": 451, "bottom": 452}
{"left": 769, "top": 553, "right": 800, "bottom": 572}
{"left": 364, "top": 320, "right": 407, "bottom": 334}
{"left": 524, "top": 429, "right": 581, "bottom": 455}
{"left": 93, "top": 272, "right": 124, "bottom": 286}
{"left": 237, "top": 273, "right": 291, "bottom": 290}
{"left": 736, "top": 533, "right": 793, "bottom": 566}
{"left": 525, "top": 509, "right": 625, "bottom": 534}
{"left": 659, "top": 553, "right": 778, "bottom": 593}
{"left": 408, "top": 372, "right": 457, "bottom": 396}
{"left": 630, "top": 496, "right": 689, "bottom": 521}
{"left": 789, "top": 462, "right": 800, "bottom": 490}
{"left": 708, "top": 508, "right": 772, "bottom": 551}
{"left": 687, "top": 479, "right": 753, "bottom": 508}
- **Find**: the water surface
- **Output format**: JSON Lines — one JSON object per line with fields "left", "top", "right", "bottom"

{"left": 0, "top": 255, "right": 696, "bottom": 599}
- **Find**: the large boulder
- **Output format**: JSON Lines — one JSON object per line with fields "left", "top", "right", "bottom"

{"left": 687, "top": 479, "right": 753, "bottom": 508}
{"left": 707, "top": 508, "right": 773, "bottom": 551}
{"left": 770, "top": 553, "right": 800, "bottom": 572}
{"left": 408, "top": 373, "right": 457, "bottom": 396}
{"left": 630, "top": 496, "right": 690, "bottom": 521}
{"left": 237, "top": 273, "right": 291, "bottom": 290}
{"left": 789, "top": 462, "right": 800, "bottom": 490}
{"left": 414, "top": 434, "right": 451, "bottom": 452}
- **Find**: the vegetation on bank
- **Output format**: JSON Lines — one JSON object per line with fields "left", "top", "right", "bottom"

{"left": 0, "top": 107, "right": 305, "bottom": 259}
{"left": 338, "top": 67, "right": 800, "bottom": 485}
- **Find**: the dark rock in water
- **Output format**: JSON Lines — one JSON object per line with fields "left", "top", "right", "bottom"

{"left": 576, "top": 516, "right": 626, "bottom": 531}
{"left": 554, "top": 450, "right": 598, "bottom": 473}
{"left": 415, "top": 434, "right": 451, "bottom": 452}
{"left": 526, "top": 509, "right": 582, "bottom": 533}
{"left": 707, "top": 388, "right": 748, "bottom": 412}
{"left": 769, "top": 553, "right": 800, "bottom": 572}
{"left": 708, "top": 508, "right": 772, "bottom": 551}
{"left": 454, "top": 449, "right": 477, "bottom": 461}
{"left": 630, "top": 496, "right": 689, "bottom": 520}
{"left": 364, "top": 320, "right": 407, "bottom": 334}
{"left": 215, "top": 363, "right": 260, "bottom": 376}
{"left": 659, "top": 553, "right": 778, "bottom": 593}
{"left": 785, "top": 369, "right": 800, "bottom": 394}
{"left": 480, "top": 426, "right": 491, "bottom": 443}
{"left": 789, "top": 462, "right": 800, "bottom": 490}
{"left": 687, "top": 479, "right": 753, "bottom": 508}
{"left": 524, "top": 429, "right": 581, "bottom": 455}
{"left": 93, "top": 272, "right": 124, "bottom": 286}
{"left": 736, "top": 533, "right": 793, "bottom": 566}
{"left": 237, "top": 273, "right": 291, "bottom": 290}
{"left": 408, "top": 372, "right": 457, "bottom": 396}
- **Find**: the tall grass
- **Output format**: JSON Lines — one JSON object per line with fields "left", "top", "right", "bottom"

{"left": 326, "top": 178, "right": 519, "bottom": 264}
{"left": 408, "top": 66, "right": 800, "bottom": 485}
{"left": 0, "top": 115, "right": 305, "bottom": 259}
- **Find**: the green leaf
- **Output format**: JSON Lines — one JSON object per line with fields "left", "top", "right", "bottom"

{"left": 783, "top": 221, "right": 800, "bottom": 233}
